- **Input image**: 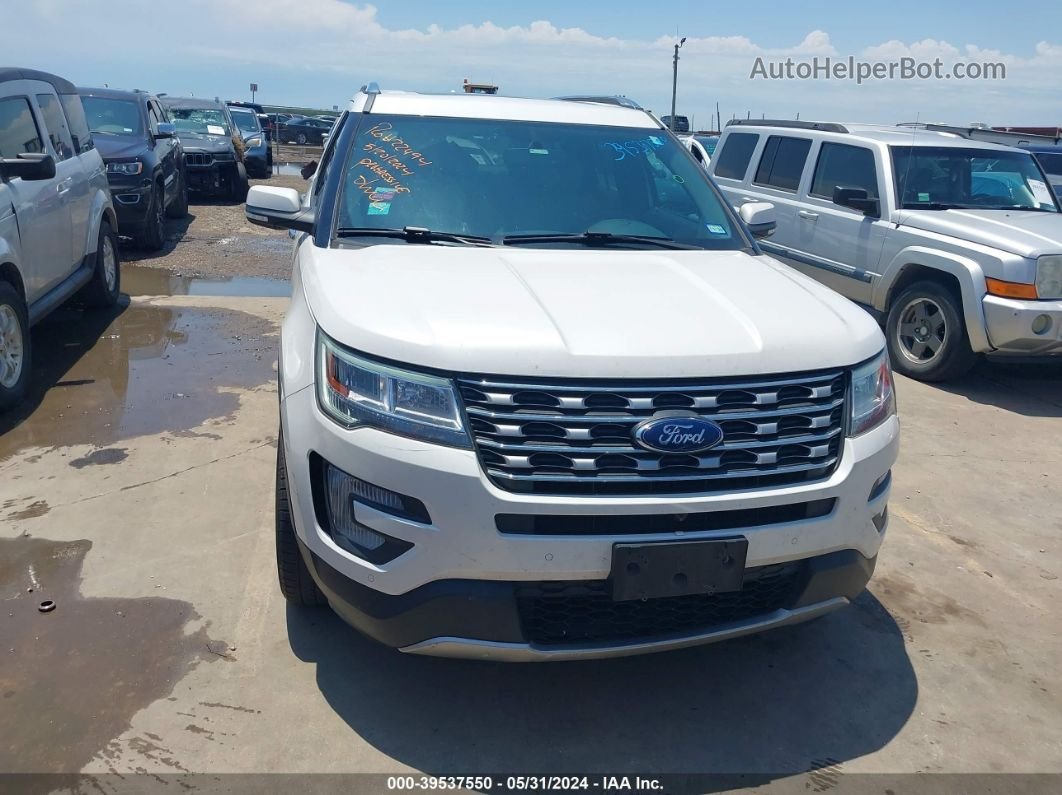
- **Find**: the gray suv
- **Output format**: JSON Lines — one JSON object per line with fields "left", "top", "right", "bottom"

{"left": 710, "top": 120, "right": 1062, "bottom": 380}
{"left": 0, "top": 68, "right": 120, "bottom": 410}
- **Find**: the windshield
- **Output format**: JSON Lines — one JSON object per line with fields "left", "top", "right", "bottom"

{"left": 82, "top": 97, "right": 143, "bottom": 136}
{"left": 335, "top": 115, "right": 746, "bottom": 249}
{"left": 229, "top": 109, "right": 260, "bottom": 135}
{"left": 892, "top": 146, "right": 1059, "bottom": 212}
{"left": 168, "top": 107, "right": 231, "bottom": 136}
{"left": 695, "top": 136, "right": 719, "bottom": 155}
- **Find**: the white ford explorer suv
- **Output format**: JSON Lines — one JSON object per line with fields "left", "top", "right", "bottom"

{"left": 246, "top": 86, "right": 899, "bottom": 660}
{"left": 0, "top": 68, "right": 120, "bottom": 409}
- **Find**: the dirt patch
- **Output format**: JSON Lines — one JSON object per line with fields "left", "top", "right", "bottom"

{"left": 7, "top": 500, "right": 50, "bottom": 520}
{"left": 69, "top": 448, "right": 129, "bottom": 469}
{"left": 121, "top": 174, "right": 307, "bottom": 281}
{"left": 0, "top": 304, "right": 278, "bottom": 460}
{"left": 873, "top": 573, "right": 987, "bottom": 628}
{"left": 0, "top": 536, "right": 225, "bottom": 774}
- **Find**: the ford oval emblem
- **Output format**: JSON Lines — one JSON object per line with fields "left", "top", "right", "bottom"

{"left": 633, "top": 415, "right": 724, "bottom": 454}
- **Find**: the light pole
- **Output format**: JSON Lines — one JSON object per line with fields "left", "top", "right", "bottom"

{"left": 670, "top": 37, "right": 686, "bottom": 131}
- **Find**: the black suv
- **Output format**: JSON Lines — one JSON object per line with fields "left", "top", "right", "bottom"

{"left": 79, "top": 87, "right": 188, "bottom": 249}
{"left": 160, "top": 97, "right": 248, "bottom": 201}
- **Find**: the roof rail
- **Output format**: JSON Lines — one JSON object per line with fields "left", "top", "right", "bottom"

{"left": 361, "top": 82, "right": 381, "bottom": 95}
{"left": 726, "top": 119, "right": 849, "bottom": 134}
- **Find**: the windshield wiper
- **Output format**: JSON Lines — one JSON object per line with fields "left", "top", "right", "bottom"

{"left": 993, "top": 205, "right": 1057, "bottom": 212}
{"left": 901, "top": 202, "right": 971, "bottom": 210}
{"left": 502, "top": 231, "right": 698, "bottom": 250}
{"left": 335, "top": 226, "right": 495, "bottom": 247}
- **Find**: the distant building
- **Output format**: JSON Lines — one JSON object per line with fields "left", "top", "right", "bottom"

{"left": 463, "top": 79, "right": 498, "bottom": 95}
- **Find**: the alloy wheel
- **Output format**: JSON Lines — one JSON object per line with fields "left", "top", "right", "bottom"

{"left": 0, "top": 304, "right": 24, "bottom": 388}
{"left": 896, "top": 297, "right": 947, "bottom": 364}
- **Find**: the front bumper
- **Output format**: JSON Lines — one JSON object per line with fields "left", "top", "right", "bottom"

{"left": 983, "top": 295, "right": 1062, "bottom": 355}
{"left": 300, "top": 539, "right": 874, "bottom": 660}
{"left": 108, "top": 180, "right": 152, "bottom": 233}
{"left": 184, "top": 158, "right": 239, "bottom": 194}
{"left": 281, "top": 374, "right": 898, "bottom": 659}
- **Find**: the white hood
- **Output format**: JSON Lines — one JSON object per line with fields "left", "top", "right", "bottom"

{"left": 301, "top": 245, "right": 884, "bottom": 378}
{"left": 898, "top": 209, "right": 1062, "bottom": 259}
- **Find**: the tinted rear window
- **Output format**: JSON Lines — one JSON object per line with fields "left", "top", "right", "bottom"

{"left": 753, "top": 135, "right": 811, "bottom": 192}
{"left": 712, "top": 133, "right": 758, "bottom": 180}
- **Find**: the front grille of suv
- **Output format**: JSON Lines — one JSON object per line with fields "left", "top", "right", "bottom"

{"left": 517, "top": 562, "right": 804, "bottom": 645}
{"left": 185, "top": 153, "right": 214, "bottom": 167}
{"left": 457, "top": 369, "right": 846, "bottom": 496}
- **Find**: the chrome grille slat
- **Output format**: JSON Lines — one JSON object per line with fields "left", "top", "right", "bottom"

{"left": 459, "top": 370, "right": 846, "bottom": 495}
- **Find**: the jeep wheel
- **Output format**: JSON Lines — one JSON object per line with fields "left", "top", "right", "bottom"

{"left": 138, "top": 184, "right": 166, "bottom": 250}
{"left": 886, "top": 281, "right": 977, "bottom": 381}
{"left": 231, "top": 162, "right": 249, "bottom": 203}
{"left": 276, "top": 429, "right": 327, "bottom": 607}
{"left": 296, "top": 132, "right": 307, "bottom": 145}
{"left": 166, "top": 171, "right": 189, "bottom": 218}
{"left": 0, "top": 282, "right": 31, "bottom": 412}
{"left": 80, "top": 220, "right": 121, "bottom": 309}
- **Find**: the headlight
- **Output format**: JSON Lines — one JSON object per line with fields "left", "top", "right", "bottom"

{"left": 317, "top": 332, "right": 470, "bottom": 448}
{"left": 246, "top": 137, "right": 263, "bottom": 148}
{"left": 849, "top": 349, "right": 896, "bottom": 436}
{"left": 106, "top": 161, "right": 143, "bottom": 175}
{"left": 1035, "top": 255, "right": 1062, "bottom": 299}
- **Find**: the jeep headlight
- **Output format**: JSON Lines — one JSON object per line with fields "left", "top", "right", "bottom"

{"left": 849, "top": 349, "right": 896, "bottom": 436}
{"left": 106, "top": 161, "right": 143, "bottom": 175}
{"left": 246, "top": 136, "right": 263, "bottom": 148}
{"left": 1036, "top": 255, "right": 1062, "bottom": 299}
{"left": 317, "top": 331, "right": 470, "bottom": 448}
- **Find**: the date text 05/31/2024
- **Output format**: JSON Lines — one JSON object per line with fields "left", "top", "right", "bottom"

{"left": 386, "top": 776, "right": 665, "bottom": 791}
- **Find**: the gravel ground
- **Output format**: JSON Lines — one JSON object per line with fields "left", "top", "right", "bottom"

{"left": 121, "top": 174, "right": 308, "bottom": 281}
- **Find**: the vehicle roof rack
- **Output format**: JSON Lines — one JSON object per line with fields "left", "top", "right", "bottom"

{"left": 359, "top": 82, "right": 381, "bottom": 113}
{"left": 726, "top": 119, "right": 849, "bottom": 133}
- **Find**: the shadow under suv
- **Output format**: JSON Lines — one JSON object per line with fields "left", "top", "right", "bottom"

{"left": 79, "top": 87, "right": 188, "bottom": 250}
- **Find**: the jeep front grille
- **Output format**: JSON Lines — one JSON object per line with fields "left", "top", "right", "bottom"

{"left": 457, "top": 369, "right": 846, "bottom": 495}
{"left": 185, "top": 153, "right": 214, "bottom": 167}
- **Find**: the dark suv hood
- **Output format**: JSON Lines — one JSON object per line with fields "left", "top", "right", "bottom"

{"left": 176, "top": 131, "right": 233, "bottom": 154}
{"left": 92, "top": 134, "right": 149, "bottom": 161}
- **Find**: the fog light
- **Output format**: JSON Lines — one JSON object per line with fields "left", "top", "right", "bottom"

{"left": 1031, "top": 314, "right": 1052, "bottom": 336}
{"left": 325, "top": 465, "right": 387, "bottom": 554}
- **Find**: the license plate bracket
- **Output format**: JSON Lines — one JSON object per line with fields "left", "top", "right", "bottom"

{"left": 610, "top": 538, "right": 749, "bottom": 602}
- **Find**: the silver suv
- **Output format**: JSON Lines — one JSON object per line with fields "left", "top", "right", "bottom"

{"left": 0, "top": 68, "right": 120, "bottom": 410}
{"left": 709, "top": 120, "right": 1062, "bottom": 380}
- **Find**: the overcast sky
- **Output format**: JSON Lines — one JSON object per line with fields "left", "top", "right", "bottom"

{"left": 6, "top": 0, "right": 1061, "bottom": 126}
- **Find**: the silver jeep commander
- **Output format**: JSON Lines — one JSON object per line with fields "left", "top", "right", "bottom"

{"left": 710, "top": 120, "right": 1062, "bottom": 381}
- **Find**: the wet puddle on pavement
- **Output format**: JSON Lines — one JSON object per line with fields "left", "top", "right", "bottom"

{"left": 0, "top": 302, "right": 278, "bottom": 460}
{"left": 122, "top": 264, "right": 291, "bottom": 298}
{"left": 0, "top": 535, "right": 226, "bottom": 773}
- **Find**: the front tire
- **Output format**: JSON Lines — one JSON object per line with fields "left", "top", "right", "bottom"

{"left": 886, "top": 280, "right": 977, "bottom": 381}
{"left": 137, "top": 184, "right": 166, "bottom": 250}
{"left": 276, "top": 431, "right": 327, "bottom": 607}
{"left": 296, "top": 132, "right": 307, "bottom": 145}
{"left": 166, "top": 171, "right": 189, "bottom": 218}
{"left": 0, "top": 282, "right": 30, "bottom": 412}
{"left": 230, "top": 162, "right": 249, "bottom": 202}
{"left": 80, "top": 220, "right": 121, "bottom": 309}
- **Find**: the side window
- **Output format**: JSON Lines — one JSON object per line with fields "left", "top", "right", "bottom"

{"left": 36, "top": 93, "right": 74, "bottom": 161}
{"left": 59, "top": 94, "right": 94, "bottom": 155}
{"left": 811, "top": 143, "right": 879, "bottom": 200}
{"left": 146, "top": 102, "right": 161, "bottom": 136}
{"left": 0, "top": 96, "right": 44, "bottom": 158}
{"left": 312, "top": 114, "right": 346, "bottom": 206}
{"left": 753, "top": 135, "right": 812, "bottom": 192}
{"left": 712, "top": 133, "right": 758, "bottom": 180}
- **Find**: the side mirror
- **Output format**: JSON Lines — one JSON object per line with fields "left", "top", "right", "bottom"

{"left": 154, "top": 122, "right": 176, "bottom": 139}
{"left": 739, "top": 201, "right": 777, "bottom": 239}
{"left": 245, "top": 185, "right": 314, "bottom": 232}
{"left": 321, "top": 132, "right": 330, "bottom": 148}
{"left": 833, "top": 186, "right": 880, "bottom": 216}
{"left": 0, "top": 152, "right": 56, "bottom": 181}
